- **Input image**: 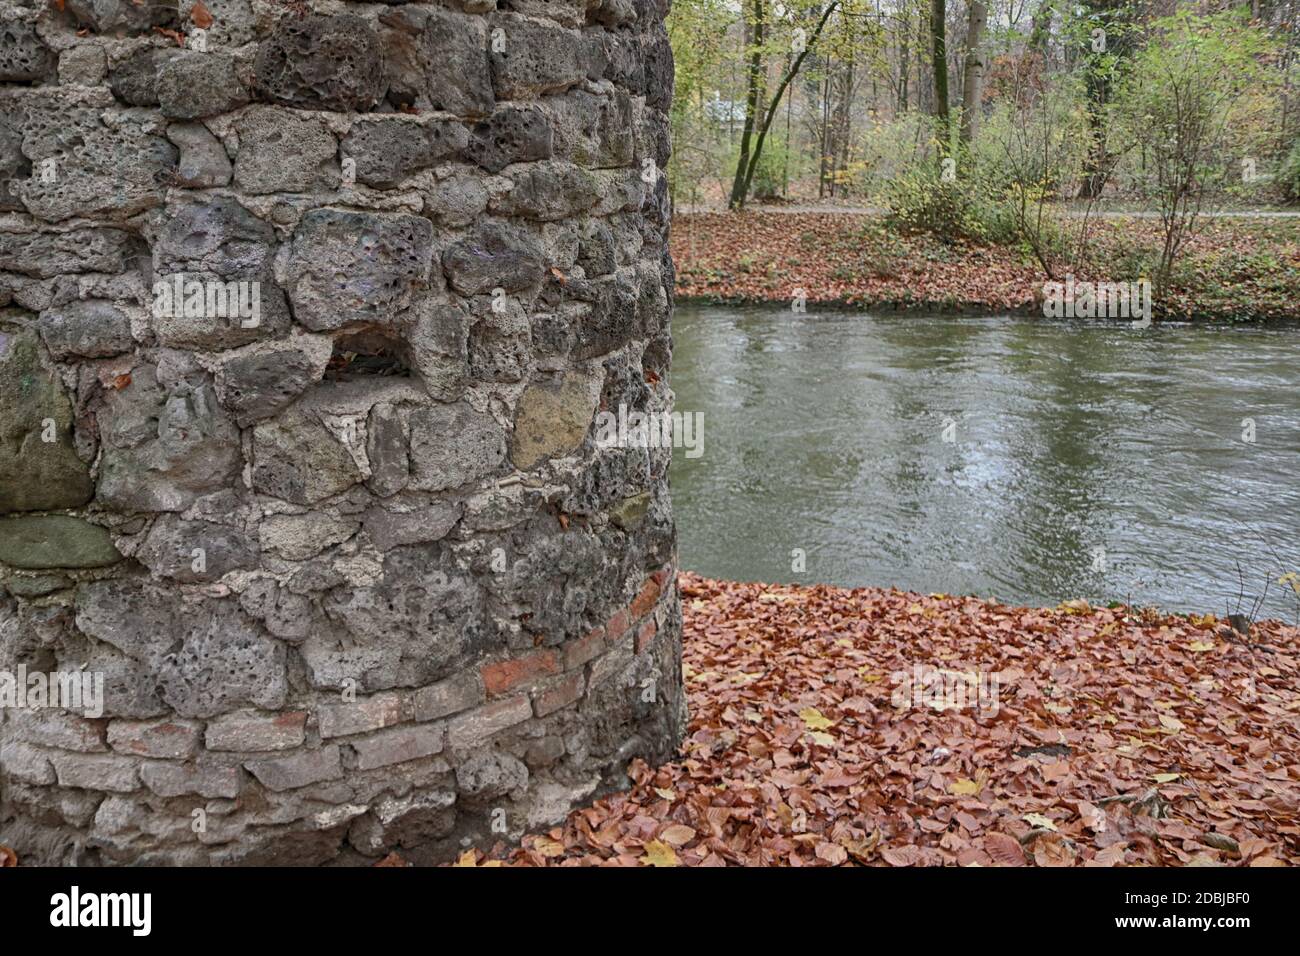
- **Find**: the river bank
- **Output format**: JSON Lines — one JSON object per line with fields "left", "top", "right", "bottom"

{"left": 670, "top": 212, "right": 1300, "bottom": 321}
{"left": 456, "top": 573, "right": 1299, "bottom": 867}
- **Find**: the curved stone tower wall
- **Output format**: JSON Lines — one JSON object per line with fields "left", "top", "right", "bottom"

{"left": 0, "top": 0, "right": 681, "bottom": 864}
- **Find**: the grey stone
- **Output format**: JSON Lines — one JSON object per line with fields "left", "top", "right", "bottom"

{"left": 362, "top": 502, "right": 461, "bottom": 551}
{"left": 139, "top": 759, "right": 240, "bottom": 799}
{"left": 443, "top": 220, "right": 545, "bottom": 295}
{"left": 251, "top": 407, "right": 363, "bottom": 504}
{"left": 341, "top": 118, "right": 467, "bottom": 189}
{"left": 213, "top": 335, "right": 332, "bottom": 426}
{"left": 364, "top": 403, "right": 408, "bottom": 498}
{"left": 64, "top": 0, "right": 179, "bottom": 34}
{"left": 492, "top": 160, "right": 600, "bottom": 221}
{"left": 258, "top": 512, "right": 357, "bottom": 561}
{"left": 446, "top": 695, "right": 532, "bottom": 748}
{"left": 455, "top": 749, "right": 528, "bottom": 798}
{"left": 0, "top": 741, "right": 56, "bottom": 785}
{"left": 0, "top": 516, "right": 121, "bottom": 569}
{"left": 283, "top": 209, "right": 434, "bottom": 331}
{"left": 237, "top": 578, "right": 314, "bottom": 642}
{"left": 245, "top": 744, "right": 343, "bottom": 792}
{"left": 166, "top": 121, "right": 232, "bottom": 188}
{"left": 37, "top": 299, "right": 133, "bottom": 360}
{"left": 465, "top": 106, "right": 553, "bottom": 174}
{"left": 50, "top": 752, "right": 141, "bottom": 793}
{"left": 206, "top": 710, "right": 306, "bottom": 751}
{"left": 233, "top": 107, "right": 338, "bottom": 195}
{"left": 351, "top": 723, "right": 443, "bottom": 770}
{"left": 136, "top": 515, "right": 259, "bottom": 583}
{"left": 317, "top": 692, "right": 406, "bottom": 739}
{"left": 422, "top": 172, "right": 489, "bottom": 227}
{"left": 488, "top": 12, "right": 586, "bottom": 100}
{"left": 96, "top": 365, "right": 243, "bottom": 513}
{"left": 107, "top": 718, "right": 202, "bottom": 759}
{"left": 58, "top": 44, "right": 107, "bottom": 86}
{"left": 411, "top": 670, "right": 484, "bottom": 721}
{"left": 108, "top": 47, "right": 178, "bottom": 107}
{"left": 0, "top": 326, "right": 94, "bottom": 513}
{"left": 407, "top": 402, "right": 505, "bottom": 491}
{"left": 254, "top": 14, "right": 387, "bottom": 112}
{"left": 0, "top": 18, "right": 57, "bottom": 82}
{"left": 157, "top": 52, "right": 249, "bottom": 119}
{"left": 0, "top": 227, "right": 140, "bottom": 279}
{"left": 380, "top": 6, "right": 493, "bottom": 116}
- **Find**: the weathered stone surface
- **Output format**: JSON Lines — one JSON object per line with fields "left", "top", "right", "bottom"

{"left": 412, "top": 671, "right": 484, "bottom": 722}
{"left": 511, "top": 367, "right": 603, "bottom": 469}
{"left": 64, "top": 0, "right": 179, "bottom": 34}
{"left": 108, "top": 47, "right": 176, "bottom": 106}
{"left": 465, "top": 106, "right": 553, "bottom": 174}
{"left": 140, "top": 759, "right": 239, "bottom": 799}
{"left": 166, "top": 121, "right": 232, "bottom": 188}
{"left": 245, "top": 745, "right": 342, "bottom": 792}
{"left": 446, "top": 695, "right": 531, "bottom": 749}
{"left": 251, "top": 407, "right": 363, "bottom": 504}
{"left": 75, "top": 580, "right": 287, "bottom": 718}
{"left": 50, "top": 752, "right": 141, "bottom": 793}
{"left": 407, "top": 403, "right": 506, "bottom": 491}
{"left": 213, "top": 335, "right": 332, "bottom": 426}
{"left": 258, "top": 512, "right": 357, "bottom": 561}
{"left": 0, "top": 226, "right": 139, "bottom": 279}
{"left": 283, "top": 209, "right": 434, "bottom": 331}
{"left": 206, "top": 710, "right": 306, "bottom": 752}
{"left": 0, "top": 325, "right": 95, "bottom": 513}
{"left": 37, "top": 299, "right": 133, "bottom": 360}
{"left": 0, "top": 516, "right": 120, "bottom": 569}
{"left": 233, "top": 107, "right": 338, "bottom": 195}
{"left": 157, "top": 52, "right": 248, "bottom": 119}
{"left": 136, "top": 515, "right": 259, "bottom": 583}
{"left": 107, "top": 718, "right": 202, "bottom": 759}
{"left": 488, "top": 13, "right": 586, "bottom": 100}
{"left": 254, "top": 14, "right": 387, "bottom": 112}
{"left": 351, "top": 723, "right": 443, "bottom": 770}
{"left": 362, "top": 502, "right": 460, "bottom": 551}
{"left": 443, "top": 220, "right": 545, "bottom": 295}
{"left": 318, "top": 693, "right": 406, "bottom": 739}
{"left": 364, "top": 403, "right": 409, "bottom": 498}
{"left": 0, "top": 18, "right": 57, "bottom": 82}
{"left": 380, "top": 6, "right": 493, "bottom": 116}
{"left": 492, "top": 160, "right": 600, "bottom": 221}
{"left": 96, "top": 365, "right": 243, "bottom": 513}
{"left": 342, "top": 117, "right": 467, "bottom": 189}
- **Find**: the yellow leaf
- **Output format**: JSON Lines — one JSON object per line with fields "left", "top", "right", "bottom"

{"left": 949, "top": 777, "right": 982, "bottom": 796}
{"left": 453, "top": 850, "right": 478, "bottom": 867}
{"left": 809, "top": 730, "right": 835, "bottom": 746}
{"left": 642, "top": 839, "right": 678, "bottom": 867}
{"left": 1022, "top": 813, "right": 1058, "bottom": 831}
{"left": 1158, "top": 713, "right": 1185, "bottom": 733}
{"left": 799, "top": 707, "right": 835, "bottom": 731}
{"left": 1188, "top": 641, "right": 1216, "bottom": 652}
{"left": 654, "top": 787, "right": 677, "bottom": 801}
{"left": 1044, "top": 702, "right": 1072, "bottom": 715}
{"left": 1152, "top": 773, "right": 1182, "bottom": 784}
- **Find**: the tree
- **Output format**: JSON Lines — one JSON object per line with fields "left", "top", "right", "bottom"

{"left": 729, "top": 0, "right": 767, "bottom": 209}
{"left": 958, "top": 0, "right": 988, "bottom": 145}
{"left": 930, "top": 0, "right": 950, "bottom": 148}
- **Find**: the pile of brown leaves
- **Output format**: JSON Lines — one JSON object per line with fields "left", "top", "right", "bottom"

{"left": 462, "top": 573, "right": 1300, "bottom": 866}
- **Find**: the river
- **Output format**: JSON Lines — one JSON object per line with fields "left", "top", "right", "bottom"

{"left": 669, "top": 303, "right": 1300, "bottom": 621}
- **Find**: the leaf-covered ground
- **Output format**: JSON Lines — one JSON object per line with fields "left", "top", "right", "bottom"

{"left": 670, "top": 212, "right": 1300, "bottom": 320}
{"left": 459, "top": 573, "right": 1300, "bottom": 867}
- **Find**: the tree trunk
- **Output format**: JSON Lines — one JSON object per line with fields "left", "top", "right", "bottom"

{"left": 729, "top": 0, "right": 765, "bottom": 209}
{"left": 959, "top": 0, "right": 987, "bottom": 146}
{"left": 930, "top": 0, "right": 950, "bottom": 150}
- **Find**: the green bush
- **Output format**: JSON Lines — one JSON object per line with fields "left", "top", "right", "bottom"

{"left": 1280, "top": 138, "right": 1300, "bottom": 204}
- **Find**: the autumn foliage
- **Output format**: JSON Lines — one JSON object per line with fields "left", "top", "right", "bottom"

{"left": 458, "top": 573, "right": 1298, "bottom": 867}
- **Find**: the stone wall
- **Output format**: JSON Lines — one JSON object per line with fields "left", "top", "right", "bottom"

{"left": 0, "top": 0, "right": 682, "bottom": 864}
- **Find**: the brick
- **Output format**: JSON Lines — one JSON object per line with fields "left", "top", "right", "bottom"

{"left": 317, "top": 692, "right": 406, "bottom": 739}
{"left": 245, "top": 745, "right": 343, "bottom": 792}
{"left": 107, "top": 718, "right": 202, "bottom": 759}
{"left": 446, "top": 695, "right": 532, "bottom": 748}
{"left": 350, "top": 723, "right": 444, "bottom": 771}
{"left": 412, "top": 671, "right": 484, "bottom": 722}
{"left": 629, "top": 577, "right": 662, "bottom": 619}
{"left": 50, "top": 752, "right": 141, "bottom": 793}
{"left": 634, "top": 617, "right": 657, "bottom": 654}
{"left": 588, "top": 633, "right": 634, "bottom": 688}
{"left": 0, "top": 741, "right": 56, "bottom": 785}
{"left": 564, "top": 626, "right": 606, "bottom": 670}
{"left": 532, "top": 671, "right": 584, "bottom": 717}
{"left": 604, "top": 607, "right": 630, "bottom": 639}
{"left": 206, "top": 710, "right": 306, "bottom": 751}
{"left": 11, "top": 709, "right": 106, "bottom": 752}
{"left": 481, "top": 648, "right": 560, "bottom": 696}
{"left": 140, "top": 760, "right": 241, "bottom": 799}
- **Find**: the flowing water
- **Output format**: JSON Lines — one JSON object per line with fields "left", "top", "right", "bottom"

{"left": 669, "top": 303, "right": 1300, "bottom": 621}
